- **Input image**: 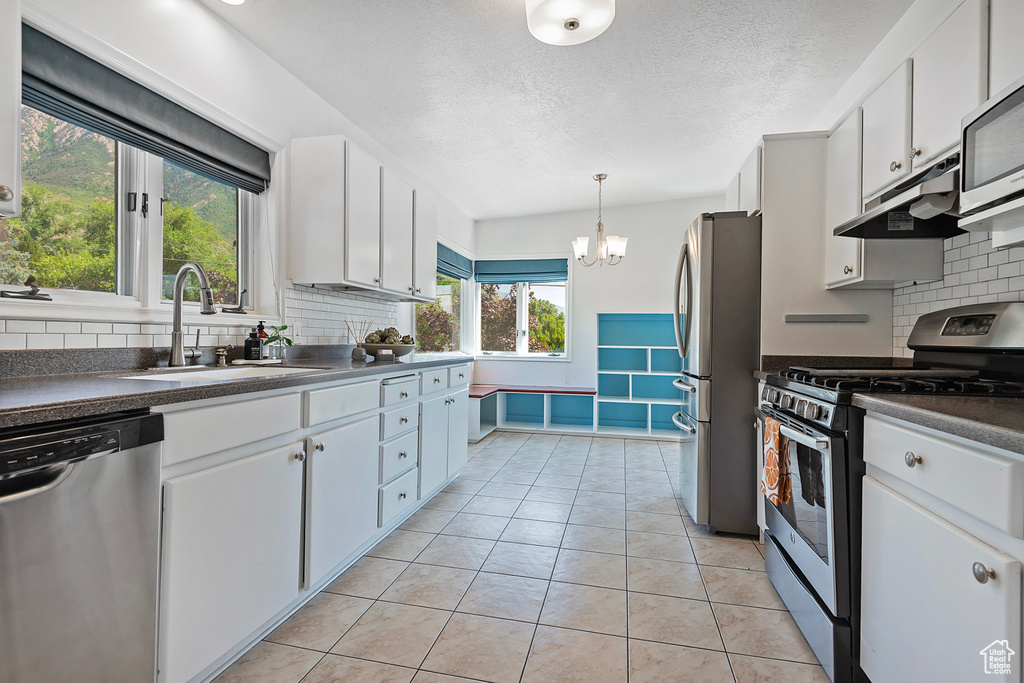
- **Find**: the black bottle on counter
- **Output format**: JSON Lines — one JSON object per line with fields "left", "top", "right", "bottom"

{"left": 244, "top": 328, "right": 262, "bottom": 360}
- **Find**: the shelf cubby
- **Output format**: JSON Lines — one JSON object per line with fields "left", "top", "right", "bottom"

{"left": 650, "top": 348, "right": 682, "bottom": 374}
{"left": 631, "top": 374, "right": 682, "bottom": 401}
{"left": 597, "top": 373, "right": 630, "bottom": 398}
{"left": 598, "top": 347, "right": 647, "bottom": 372}
{"left": 650, "top": 404, "right": 681, "bottom": 432}
{"left": 550, "top": 394, "right": 595, "bottom": 427}
{"left": 597, "top": 313, "right": 679, "bottom": 347}
{"left": 598, "top": 401, "right": 648, "bottom": 431}
{"left": 504, "top": 393, "right": 544, "bottom": 425}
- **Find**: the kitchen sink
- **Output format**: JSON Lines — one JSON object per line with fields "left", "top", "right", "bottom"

{"left": 118, "top": 366, "right": 325, "bottom": 382}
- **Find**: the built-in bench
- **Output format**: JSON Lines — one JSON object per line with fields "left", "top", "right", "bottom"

{"left": 468, "top": 384, "right": 597, "bottom": 442}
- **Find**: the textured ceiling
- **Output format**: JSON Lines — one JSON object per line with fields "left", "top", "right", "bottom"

{"left": 198, "top": 0, "right": 913, "bottom": 219}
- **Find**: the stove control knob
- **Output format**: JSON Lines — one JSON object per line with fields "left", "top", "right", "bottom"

{"left": 797, "top": 400, "right": 807, "bottom": 415}
{"left": 768, "top": 389, "right": 779, "bottom": 403}
{"left": 761, "top": 386, "right": 770, "bottom": 401}
{"left": 781, "top": 395, "right": 794, "bottom": 410}
{"left": 806, "top": 404, "right": 822, "bottom": 420}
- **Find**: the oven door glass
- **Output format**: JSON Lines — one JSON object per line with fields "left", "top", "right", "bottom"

{"left": 757, "top": 406, "right": 848, "bottom": 617}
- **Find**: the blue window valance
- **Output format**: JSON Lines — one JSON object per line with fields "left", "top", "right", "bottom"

{"left": 437, "top": 243, "right": 472, "bottom": 280}
{"left": 474, "top": 258, "right": 569, "bottom": 284}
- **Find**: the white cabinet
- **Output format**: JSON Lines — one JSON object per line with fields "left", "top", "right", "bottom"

{"left": 989, "top": 0, "right": 1024, "bottom": 95}
{"left": 738, "top": 145, "right": 762, "bottom": 216}
{"left": 862, "top": 60, "right": 912, "bottom": 199}
{"left": 910, "top": 0, "right": 988, "bottom": 170}
{"left": 414, "top": 191, "right": 438, "bottom": 300}
{"left": 305, "top": 418, "right": 379, "bottom": 588}
{"left": 381, "top": 167, "right": 414, "bottom": 295}
{"left": 0, "top": 0, "right": 20, "bottom": 218}
{"left": 345, "top": 141, "right": 383, "bottom": 289}
{"left": 861, "top": 477, "right": 1021, "bottom": 683}
{"left": 724, "top": 175, "right": 740, "bottom": 212}
{"left": 418, "top": 387, "right": 469, "bottom": 497}
{"left": 159, "top": 442, "right": 305, "bottom": 683}
{"left": 824, "top": 108, "right": 944, "bottom": 289}
{"left": 289, "top": 135, "right": 434, "bottom": 302}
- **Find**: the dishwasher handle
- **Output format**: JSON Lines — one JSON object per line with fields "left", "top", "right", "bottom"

{"left": 0, "top": 463, "right": 73, "bottom": 502}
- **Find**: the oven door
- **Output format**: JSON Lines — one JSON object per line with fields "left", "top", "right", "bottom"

{"left": 756, "top": 405, "right": 849, "bottom": 618}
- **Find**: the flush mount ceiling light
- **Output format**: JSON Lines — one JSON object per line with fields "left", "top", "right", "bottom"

{"left": 526, "top": 0, "right": 615, "bottom": 46}
{"left": 572, "top": 174, "right": 628, "bottom": 267}
{"left": 220, "top": 0, "right": 245, "bottom": 5}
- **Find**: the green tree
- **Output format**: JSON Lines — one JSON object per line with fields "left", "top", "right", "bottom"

{"left": 0, "top": 237, "right": 31, "bottom": 285}
{"left": 162, "top": 203, "right": 237, "bottom": 303}
{"left": 529, "top": 297, "right": 565, "bottom": 352}
{"left": 415, "top": 275, "right": 461, "bottom": 352}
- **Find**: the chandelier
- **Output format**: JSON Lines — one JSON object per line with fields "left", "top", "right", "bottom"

{"left": 572, "top": 174, "right": 628, "bottom": 267}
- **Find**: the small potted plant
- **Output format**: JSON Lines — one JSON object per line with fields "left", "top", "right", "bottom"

{"left": 265, "top": 324, "right": 293, "bottom": 360}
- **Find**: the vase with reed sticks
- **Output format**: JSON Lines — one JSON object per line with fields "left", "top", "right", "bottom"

{"left": 346, "top": 319, "right": 373, "bottom": 362}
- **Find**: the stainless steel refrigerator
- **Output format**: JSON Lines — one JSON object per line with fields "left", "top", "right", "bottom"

{"left": 672, "top": 211, "right": 761, "bottom": 535}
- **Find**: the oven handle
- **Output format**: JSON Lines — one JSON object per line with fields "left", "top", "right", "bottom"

{"left": 755, "top": 407, "right": 829, "bottom": 451}
{"left": 672, "top": 411, "right": 698, "bottom": 434}
{"left": 672, "top": 377, "right": 697, "bottom": 393}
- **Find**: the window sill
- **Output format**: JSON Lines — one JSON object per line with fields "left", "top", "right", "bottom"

{"left": 474, "top": 354, "right": 571, "bottom": 363}
{"left": 0, "top": 296, "right": 280, "bottom": 329}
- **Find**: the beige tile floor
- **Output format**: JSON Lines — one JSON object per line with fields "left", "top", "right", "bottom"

{"left": 215, "top": 433, "right": 829, "bottom": 683}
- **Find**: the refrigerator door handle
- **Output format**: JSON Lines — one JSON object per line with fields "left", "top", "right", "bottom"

{"left": 672, "top": 411, "right": 697, "bottom": 434}
{"left": 673, "top": 244, "right": 692, "bottom": 359}
{"left": 673, "top": 377, "right": 697, "bottom": 393}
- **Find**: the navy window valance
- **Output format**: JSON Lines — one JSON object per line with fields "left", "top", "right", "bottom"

{"left": 474, "top": 258, "right": 569, "bottom": 284}
{"left": 22, "top": 24, "right": 271, "bottom": 194}
{"left": 437, "top": 243, "right": 472, "bottom": 280}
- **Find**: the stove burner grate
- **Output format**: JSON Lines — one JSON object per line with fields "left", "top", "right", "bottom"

{"left": 778, "top": 369, "right": 1024, "bottom": 396}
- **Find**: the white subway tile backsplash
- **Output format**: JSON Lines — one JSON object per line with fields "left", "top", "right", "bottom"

{"left": 26, "top": 333, "right": 64, "bottom": 350}
{"left": 45, "top": 321, "right": 81, "bottom": 334}
{"left": 0, "top": 334, "right": 26, "bottom": 350}
{"left": 7, "top": 320, "right": 45, "bottom": 334}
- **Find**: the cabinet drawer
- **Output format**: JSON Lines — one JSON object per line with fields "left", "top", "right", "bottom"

{"left": 380, "top": 431, "right": 418, "bottom": 484}
{"left": 305, "top": 380, "right": 380, "bottom": 427}
{"left": 381, "top": 404, "right": 419, "bottom": 440}
{"left": 421, "top": 368, "right": 448, "bottom": 395}
{"left": 448, "top": 365, "right": 471, "bottom": 388}
{"left": 161, "top": 393, "right": 301, "bottom": 466}
{"left": 382, "top": 375, "right": 419, "bottom": 406}
{"left": 379, "top": 467, "right": 418, "bottom": 527}
{"left": 864, "top": 415, "right": 1024, "bottom": 537}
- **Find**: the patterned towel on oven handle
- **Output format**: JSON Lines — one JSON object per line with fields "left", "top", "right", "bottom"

{"left": 760, "top": 416, "right": 792, "bottom": 506}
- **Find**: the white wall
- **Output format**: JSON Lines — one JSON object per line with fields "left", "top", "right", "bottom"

{"left": 471, "top": 195, "right": 724, "bottom": 387}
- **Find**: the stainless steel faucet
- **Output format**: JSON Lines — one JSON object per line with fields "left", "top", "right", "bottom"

{"left": 170, "top": 262, "right": 217, "bottom": 367}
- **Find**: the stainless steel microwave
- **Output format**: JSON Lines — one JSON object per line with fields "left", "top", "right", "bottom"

{"left": 960, "top": 73, "right": 1024, "bottom": 215}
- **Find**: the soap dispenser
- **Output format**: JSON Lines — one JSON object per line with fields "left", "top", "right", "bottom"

{"left": 244, "top": 328, "right": 262, "bottom": 361}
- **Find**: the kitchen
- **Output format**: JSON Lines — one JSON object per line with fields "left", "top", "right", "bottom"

{"left": 0, "top": 0, "right": 1023, "bottom": 682}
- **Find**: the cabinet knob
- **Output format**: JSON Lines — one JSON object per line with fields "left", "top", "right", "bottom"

{"left": 449, "top": 397, "right": 455, "bottom": 404}
{"left": 445, "top": 398, "right": 451, "bottom": 405}
{"left": 400, "top": 391, "right": 408, "bottom": 398}
{"left": 843, "top": 265, "right": 853, "bottom": 275}
{"left": 433, "top": 377, "right": 441, "bottom": 383}
{"left": 459, "top": 373, "right": 465, "bottom": 378}
{"left": 374, "top": 277, "right": 381, "bottom": 283}
{"left": 408, "top": 286, "right": 414, "bottom": 291}
{"left": 315, "top": 443, "right": 325, "bottom": 452}
{"left": 416, "top": 288, "right": 422, "bottom": 293}
{"left": 399, "top": 451, "right": 408, "bottom": 459}
{"left": 973, "top": 562, "right": 996, "bottom": 584}
{"left": 0, "top": 185, "right": 12, "bottom": 202}
{"left": 904, "top": 451, "right": 922, "bottom": 468}
{"left": 909, "top": 147, "right": 922, "bottom": 160}
{"left": 890, "top": 161, "right": 902, "bottom": 172}
{"left": 400, "top": 416, "right": 409, "bottom": 423}
{"left": 294, "top": 450, "right": 306, "bottom": 462}
{"left": 399, "top": 492, "right": 408, "bottom": 500}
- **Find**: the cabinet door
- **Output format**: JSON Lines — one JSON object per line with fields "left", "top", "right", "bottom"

{"left": 725, "top": 174, "right": 740, "bottom": 212}
{"left": 861, "top": 477, "right": 1021, "bottom": 683}
{"left": 306, "top": 417, "right": 379, "bottom": 587}
{"left": 911, "top": 0, "right": 988, "bottom": 170}
{"left": 447, "top": 389, "right": 469, "bottom": 475}
{"left": 825, "top": 109, "right": 864, "bottom": 286}
{"left": 381, "top": 168, "right": 414, "bottom": 295}
{"left": 289, "top": 136, "right": 346, "bottom": 284}
{"left": 0, "top": 0, "right": 20, "bottom": 218}
{"left": 345, "top": 141, "right": 382, "bottom": 289}
{"left": 990, "top": 0, "right": 1024, "bottom": 95}
{"left": 414, "top": 191, "right": 438, "bottom": 300}
{"left": 862, "top": 60, "right": 912, "bottom": 199}
{"left": 738, "top": 145, "right": 762, "bottom": 215}
{"left": 159, "top": 443, "right": 305, "bottom": 683}
{"left": 419, "top": 393, "right": 449, "bottom": 497}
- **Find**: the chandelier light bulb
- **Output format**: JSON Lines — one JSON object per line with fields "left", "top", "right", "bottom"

{"left": 525, "top": 0, "right": 615, "bottom": 46}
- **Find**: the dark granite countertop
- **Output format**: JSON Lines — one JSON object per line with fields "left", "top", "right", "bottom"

{"left": 0, "top": 354, "right": 473, "bottom": 430}
{"left": 852, "top": 394, "right": 1024, "bottom": 455}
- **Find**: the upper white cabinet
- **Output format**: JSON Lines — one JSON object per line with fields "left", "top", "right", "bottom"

{"left": 910, "top": 0, "right": 988, "bottom": 171}
{"left": 989, "top": 0, "right": 1024, "bottom": 95}
{"left": 861, "top": 476, "right": 1020, "bottom": 683}
{"left": 0, "top": 0, "right": 20, "bottom": 218}
{"left": 738, "top": 145, "right": 762, "bottom": 216}
{"left": 289, "top": 135, "right": 436, "bottom": 302}
{"left": 345, "top": 142, "right": 383, "bottom": 289}
{"left": 862, "top": 60, "right": 912, "bottom": 199}
{"left": 381, "top": 168, "right": 414, "bottom": 296}
{"left": 414, "top": 191, "right": 438, "bottom": 300}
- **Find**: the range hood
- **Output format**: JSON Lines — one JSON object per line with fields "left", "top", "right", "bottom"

{"left": 833, "top": 155, "right": 967, "bottom": 239}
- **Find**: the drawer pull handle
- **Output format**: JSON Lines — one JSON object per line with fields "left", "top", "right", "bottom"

{"left": 294, "top": 450, "right": 306, "bottom": 462}
{"left": 434, "top": 377, "right": 441, "bottom": 383}
{"left": 973, "top": 562, "right": 996, "bottom": 584}
{"left": 890, "top": 160, "right": 902, "bottom": 172}
{"left": 400, "top": 416, "right": 409, "bottom": 424}
{"left": 449, "top": 397, "right": 456, "bottom": 404}
{"left": 459, "top": 373, "right": 465, "bottom": 378}
{"left": 399, "top": 451, "right": 408, "bottom": 459}
{"left": 315, "top": 443, "right": 325, "bottom": 452}
{"left": 399, "top": 492, "right": 407, "bottom": 500}
{"left": 904, "top": 451, "right": 922, "bottom": 468}
{"left": 400, "top": 391, "right": 409, "bottom": 398}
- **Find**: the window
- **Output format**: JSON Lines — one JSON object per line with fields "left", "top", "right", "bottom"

{"left": 479, "top": 281, "right": 567, "bottom": 357}
{"left": 415, "top": 272, "right": 463, "bottom": 352}
{"left": 1, "top": 105, "right": 251, "bottom": 309}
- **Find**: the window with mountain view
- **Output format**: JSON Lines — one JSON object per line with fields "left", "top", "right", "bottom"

{"left": 478, "top": 281, "right": 567, "bottom": 356}
{"left": 0, "top": 106, "right": 118, "bottom": 292}
{"left": 414, "top": 272, "right": 463, "bottom": 352}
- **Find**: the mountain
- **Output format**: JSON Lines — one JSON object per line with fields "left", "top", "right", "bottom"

{"left": 20, "top": 106, "right": 238, "bottom": 241}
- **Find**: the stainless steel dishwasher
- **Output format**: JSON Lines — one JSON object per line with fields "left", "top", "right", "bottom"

{"left": 0, "top": 410, "right": 163, "bottom": 683}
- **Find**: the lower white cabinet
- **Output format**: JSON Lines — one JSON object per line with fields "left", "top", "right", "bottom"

{"left": 861, "top": 476, "right": 1021, "bottom": 683}
{"left": 305, "top": 417, "right": 379, "bottom": 588}
{"left": 159, "top": 442, "right": 305, "bottom": 683}
{"left": 419, "top": 388, "right": 469, "bottom": 497}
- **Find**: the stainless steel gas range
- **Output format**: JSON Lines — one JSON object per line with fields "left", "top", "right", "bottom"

{"left": 757, "top": 303, "right": 1024, "bottom": 683}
